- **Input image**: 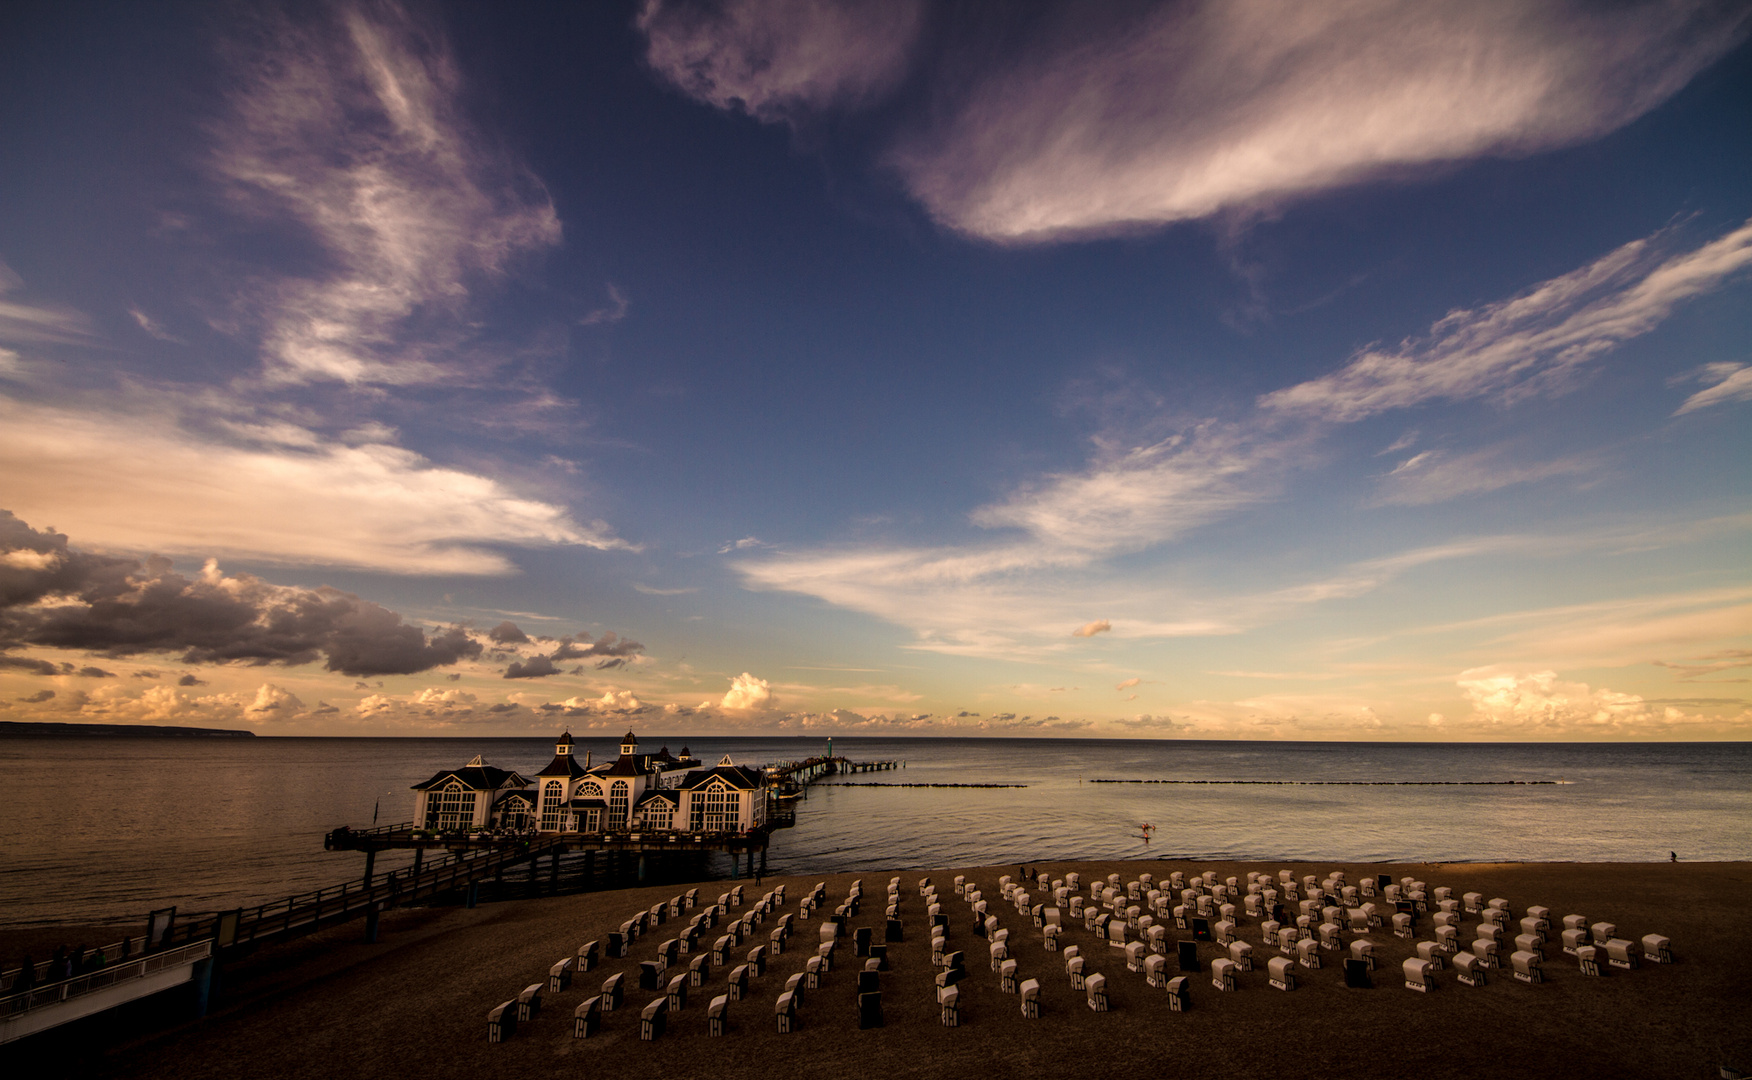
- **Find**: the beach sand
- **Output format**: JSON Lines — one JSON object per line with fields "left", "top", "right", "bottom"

{"left": 21, "top": 861, "right": 1750, "bottom": 1079}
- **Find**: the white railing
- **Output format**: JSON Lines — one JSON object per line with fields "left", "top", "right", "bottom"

{"left": 0, "top": 940, "right": 212, "bottom": 1020}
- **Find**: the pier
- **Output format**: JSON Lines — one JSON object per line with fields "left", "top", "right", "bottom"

{"left": 0, "top": 745, "right": 899, "bottom": 1045}
{"left": 0, "top": 836, "right": 567, "bottom": 1044}
{"left": 766, "top": 754, "right": 900, "bottom": 791}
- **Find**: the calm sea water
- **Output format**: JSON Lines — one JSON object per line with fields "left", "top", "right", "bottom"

{"left": 2, "top": 736, "right": 1747, "bottom": 928}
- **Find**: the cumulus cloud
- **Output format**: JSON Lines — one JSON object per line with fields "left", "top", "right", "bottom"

{"left": 19, "top": 689, "right": 54, "bottom": 704}
{"left": 244, "top": 682, "right": 305, "bottom": 717}
{"left": 1110, "top": 713, "right": 1175, "bottom": 730}
{"left": 552, "top": 632, "right": 645, "bottom": 670}
{"left": 488, "top": 621, "right": 531, "bottom": 644}
{"left": 178, "top": 673, "right": 206, "bottom": 686}
{"left": 414, "top": 687, "right": 477, "bottom": 706}
{"left": 720, "top": 671, "right": 774, "bottom": 710}
{"left": 1262, "top": 218, "right": 1752, "bottom": 421}
{"left": 0, "top": 399, "right": 631, "bottom": 575}
{"left": 640, "top": 0, "right": 925, "bottom": 123}
{"left": 0, "top": 511, "right": 483, "bottom": 676}
{"left": 503, "top": 631, "right": 646, "bottom": 678}
{"left": 503, "top": 655, "right": 560, "bottom": 679}
{"left": 1457, "top": 668, "right": 1658, "bottom": 733}
{"left": 213, "top": 0, "right": 561, "bottom": 386}
{"left": 1072, "top": 620, "right": 1111, "bottom": 638}
{"left": 1673, "top": 361, "right": 1752, "bottom": 415}
{"left": 556, "top": 689, "right": 646, "bottom": 715}
{"left": 889, "top": 0, "right": 1748, "bottom": 241}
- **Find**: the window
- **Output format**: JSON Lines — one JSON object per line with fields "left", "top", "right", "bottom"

{"left": 579, "top": 782, "right": 602, "bottom": 798}
{"left": 689, "top": 781, "right": 737, "bottom": 832}
{"left": 642, "top": 800, "right": 674, "bottom": 831}
{"left": 609, "top": 781, "right": 630, "bottom": 828}
{"left": 539, "top": 780, "right": 564, "bottom": 831}
{"left": 425, "top": 781, "right": 477, "bottom": 831}
{"left": 497, "top": 797, "right": 531, "bottom": 831}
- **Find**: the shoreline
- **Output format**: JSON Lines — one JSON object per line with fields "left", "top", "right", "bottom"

{"left": 24, "top": 859, "right": 1748, "bottom": 1079}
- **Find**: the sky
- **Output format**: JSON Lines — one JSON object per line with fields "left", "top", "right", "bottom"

{"left": 1, "top": 0, "right": 1749, "bottom": 741}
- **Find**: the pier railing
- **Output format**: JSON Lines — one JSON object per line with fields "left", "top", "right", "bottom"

{"left": 0, "top": 837, "right": 563, "bottom": 999}
{"left": 322, "top": 820, "right": 415, "bottom": 848}
{"left": 0, "top": 939, "right": 212, "bottom": 1022}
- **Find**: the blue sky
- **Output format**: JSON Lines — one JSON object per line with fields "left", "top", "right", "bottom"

{"left": 1, "top": 0, "right": 1748, "bottom": 739}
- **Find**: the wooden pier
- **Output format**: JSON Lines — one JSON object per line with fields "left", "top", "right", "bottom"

{"left": 0, "top": 750, "right": 899, "bottom": 1044}
{"left": 765, "top": 755, "right": 899, "bottom": 795}
{"left": 324, "top": 820, "right": 778, "bottom": 885}
{"left": 0, "top": 837, "right": 566, "bottom": 1043}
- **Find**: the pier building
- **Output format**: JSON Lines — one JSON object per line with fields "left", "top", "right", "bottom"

{"left": 411, "top": 758, "right": 532, "bottom": 833}
{"left": 415, "top": 732, "right": 764, "bottom": 837}
{"left": 532, "top": 730, "right": 763, "bottom": 835}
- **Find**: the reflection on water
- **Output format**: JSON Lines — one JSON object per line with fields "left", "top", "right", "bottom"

{"left": 2, "top": 736, "right": 1746, "bottom": 926}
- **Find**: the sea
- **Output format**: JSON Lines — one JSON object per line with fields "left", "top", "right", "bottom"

{"left": 3, "top": 736, "right": 1748, "bottom": 929}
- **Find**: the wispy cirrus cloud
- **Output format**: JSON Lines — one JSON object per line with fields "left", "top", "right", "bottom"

{"left": 895, "top": 0, "right": 1748, "bottom": 241}
{"left": 968, "top": 419, "right": 1297, "bottom": 557}
{"left": 0, "top": 261, "right": 99, "bottom": 348}
{"left": 1672, "top": 361, "right": 1752, "bottom": 415}
{"left": 738, "top": 218, "right": 1752, "bottom": 660}
{"left": 639, "top": 0, "right": 926, "bottom": 123}
{"left": 1653, "top": 648, "right": 1752, "bottom": 682}
{"left": 643, "top": 0, "right": 1748, "bottom": 242}
{"left": 1416, "top": 584, "right": 1752, "bottom": 667}
{"left": 214, "top": 1, "right": 561, "bottom": 386}
{"left": 1261, "top": 218, "right": 1752, "bottom": 420}
{"left": 0, "top": 398, "right": 630, "bottom": 575}
{"left": 1371, "top": 446, "right": 1595, "bottom": 506}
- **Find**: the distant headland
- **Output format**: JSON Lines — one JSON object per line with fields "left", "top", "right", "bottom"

{"left": 0, "top": 721, "right": 256, "bottom": 738}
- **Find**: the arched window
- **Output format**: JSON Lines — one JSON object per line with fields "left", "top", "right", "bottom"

{"left": 539, "top": 780, "right": 564, "bottom": 831}
{"left": 689, "top": 781, "right": 737, "bottom": 832}
{"left": 425, "top": 780, "right": 477, "bottom": 831}
{"left": 579, "top": 782, "right": 602, "bottom": 798}
{"left": 609, "top": 781, "right": 630, "bottom": 828}
{"left": 642, "top": 799, "right": 674, "bottom": 831}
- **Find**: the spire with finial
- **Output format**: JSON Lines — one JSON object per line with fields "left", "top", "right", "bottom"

{"left": 620, "top": 730, "right": 638, "bottom": 757}
{"left": 556, "top": 731, "right": 574, "bottom": 756}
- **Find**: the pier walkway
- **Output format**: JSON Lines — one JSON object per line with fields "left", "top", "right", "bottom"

{"left": 0, "top": 837, "right": 564, "bottom": 1044}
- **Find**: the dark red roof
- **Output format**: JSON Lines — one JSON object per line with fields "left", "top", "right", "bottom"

{"left": 536, "top": 754, "right": 591, "bottom": 779}
{"left": 411, "top": 765, "right": 527, "bottom": 791}
{"left": 678, "top": 764, "right": 763, "bottom": 791}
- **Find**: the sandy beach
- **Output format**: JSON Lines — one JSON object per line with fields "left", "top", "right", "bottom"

{"left": 19, "top": 860, "right": 1749, "bottom": 1079}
